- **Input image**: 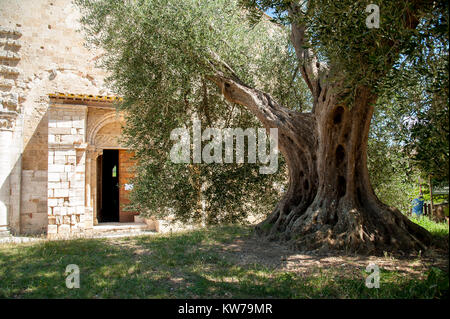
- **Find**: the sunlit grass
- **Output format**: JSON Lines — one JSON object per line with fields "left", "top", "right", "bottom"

{"left": 410, "top": 215, "right": 449, "bottom": 239}
{"left": 0, "top": 225, "right": 448, "bottom": 299}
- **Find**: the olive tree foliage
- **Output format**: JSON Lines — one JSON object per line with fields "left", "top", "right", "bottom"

{"left": 243, "top": 0, "right": 445, "bottom": 97}
{"left": 404, "top": 48, "right": 449, "bottom": 185}
{"left": 368, "top": 0, "right": 448, "bottom": 206}
{"left": 75, "top": 0, "right": 311, "bottom": 224}
{"left": 76, "top": 0, "right": 445, "bottom": 253}
{"left": 368, "top": 105, "right": 422, "bottom": 213}
{"left": 368, "top": 60, "right": 448, "bottom": 213}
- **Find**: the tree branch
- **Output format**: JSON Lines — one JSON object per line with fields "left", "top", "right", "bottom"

{"left": 206, "top": 51, "right": 317, "bottom": 147}
{"left": 209, "top": 73, "right": 293, "bottom": 131}
{"left": 288, "top": 3, "right": 326, "bottom": 102}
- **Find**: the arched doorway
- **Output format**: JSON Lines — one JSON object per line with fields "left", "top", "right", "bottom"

{"left": 97, "top": 150, "right": 120, "bottom": 222}
{"left": 87, "top": 113, "right": 138, "bottom": 225}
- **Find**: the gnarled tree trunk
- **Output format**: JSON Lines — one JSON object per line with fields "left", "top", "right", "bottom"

{"left": 256, "top": 85, "right": 431, "bottom": 254}
{"left": 207, "top": 2, "right": 432, "bottom": 254}
{"left": 211, "top": 73, "right": 431, "bottom": 254}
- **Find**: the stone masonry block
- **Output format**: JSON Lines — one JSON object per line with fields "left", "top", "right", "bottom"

{"left": 54, "top": 189, "right": 69, "bottom": 197}
{"left": 49, "top": 127, "right": 72, "bottom": 135}
{"left": 48, "top": 198, "right": 58, "bottom": 207}
{"left": 56, "top": 121, "right": 71, "bottom": 128}
{"left": 48, "top": 164, "right": 65, "bottom": 173}
{"left": 58, "top": 224, "right": 70, "bottom": 233}
{"left": 48, "top": 225, "right": 57, "bottom": 234}
{"left": 48, "top": 173, "right": 60, "bottom": 182}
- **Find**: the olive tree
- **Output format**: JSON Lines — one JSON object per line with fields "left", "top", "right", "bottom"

{"left": 76, "top": 0, "right": 446, "bottom": 253}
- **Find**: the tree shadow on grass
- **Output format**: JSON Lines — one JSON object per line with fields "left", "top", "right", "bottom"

{"left": 0, "top": 226, "right": 447, "bottom": 299}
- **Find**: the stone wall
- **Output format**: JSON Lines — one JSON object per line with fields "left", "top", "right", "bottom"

{"left": 1, "top": 1, "right": 177, "bottom": 236}
{"left": 47, "top": 104, "right": 87, "bottom": 236}
{"left": 1, "top": 0, "right": 110, "bottom": 234}
{"left": 0, "top": 23, "right": 23, "bottom": 234}
{"left": 20, "top": 112, "right": 48, "bottom": 234}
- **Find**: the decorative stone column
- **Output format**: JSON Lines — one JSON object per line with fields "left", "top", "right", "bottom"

{"left": 90, "top": 148, "right": 103, "bottom": 226}
{"left": 0, "top": 26, "right": 22, "bottom": 236}
{"left": 85, "top": 147, "right": 101, "bottom": 229}
{"left": 0, "top": 113, "right": 18, "bottom": 236}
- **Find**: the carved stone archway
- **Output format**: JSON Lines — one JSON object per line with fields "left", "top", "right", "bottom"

{"left": 87, "top": 112, "right": 126, "bottom": 147}
{"left": 85, "top": 111, "right": 128, "bottom": 226}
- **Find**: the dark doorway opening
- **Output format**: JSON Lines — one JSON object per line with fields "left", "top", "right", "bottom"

{"left": 98, "top": 149, "right": 120, "bottom": 223}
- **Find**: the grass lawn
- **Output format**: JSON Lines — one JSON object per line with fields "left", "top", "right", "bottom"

{"left": 410, "top": 215, "right": 449, "bottom": 239}
{"left": 0, "top": 223, "right": 448, "bottom": 299}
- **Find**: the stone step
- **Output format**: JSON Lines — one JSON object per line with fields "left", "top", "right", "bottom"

{"left": 89, "top": 230, "right": 156, "bottom": 239}
{"left": 0, "top": 230, "right": 11, "bottom": 238}
{"left": 90, "top": 222, "right": 154, "bottom": 237}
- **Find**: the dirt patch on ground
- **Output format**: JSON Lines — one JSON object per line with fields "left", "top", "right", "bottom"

{"left": 212, "top": 234, "right": 449, "bottom": 277}
{"left": 105, "top": 229, "right": 448, "bottom": 280}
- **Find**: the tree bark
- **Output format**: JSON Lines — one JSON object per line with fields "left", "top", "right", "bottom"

{"left": 210, "top": 71, "right": 431, "bottom": 254}
{"left": 205, "top": 2, "right": 433, "bottom": 254}
{"left": 255, "top": 84, "right": 431, "bottom": 254}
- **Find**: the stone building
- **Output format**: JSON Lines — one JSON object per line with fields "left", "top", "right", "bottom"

{"left": 1, "top": 0, "right": 157, "bottom": 237}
